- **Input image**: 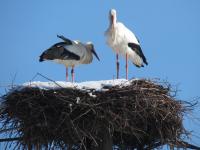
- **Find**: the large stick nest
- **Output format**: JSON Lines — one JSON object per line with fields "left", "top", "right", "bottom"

{"left": 0, "top": 79, "right": 195, "bottom": 149}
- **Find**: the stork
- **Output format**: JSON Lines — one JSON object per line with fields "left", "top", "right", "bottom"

{"left": 39, "top": 35, "right": 100, "bottom": 82}
{"left": 105, "top": 9, "right": 148, "bottom": 79}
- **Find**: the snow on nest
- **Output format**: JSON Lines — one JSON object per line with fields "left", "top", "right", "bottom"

{"left": 22, "top": 79, "right": 133, "bottom": 91}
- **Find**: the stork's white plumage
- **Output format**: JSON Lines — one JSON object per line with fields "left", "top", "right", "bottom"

{"left": 39, "top": 35, "right": 100, "bottom": 82}
{"left": 105, "top": 9, "right": 148, "bottom": 79}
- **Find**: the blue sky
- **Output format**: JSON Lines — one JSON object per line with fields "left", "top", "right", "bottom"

{"left": 0, "top": 0, "right": 200, "bottom": 148}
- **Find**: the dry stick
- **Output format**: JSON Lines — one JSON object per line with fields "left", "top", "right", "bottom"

{"left": 78, "top": 129, "right": 99, "bottom": 148}
{"left": 0, "top": 137, "right": 21, "bottom": 142}
{"left": 0, "top": 128, "right": 18, "bottom": 134}
{"left": 181, "top": 141, "right": 200, "bottom": 150}
{"left": 88, "top": 132, "right": 98, "bottom": 147}
{"left": 144, "top": 141, "right": 163, "bottom": 150}
{"left": 67, "top": 115, "right": 87, "bottom": 150}
{"left": 34, "top": 73, "right": 63, "bottom": 88}
{"left": 72, "top": 109, "right": 92, "bottom": 122}
{"left": 13, "top": 141, "right": 20, "bottom": 150}
{"left": 169, "top": 140, "right": 200, "bottom": 150}
{"left": 11, "top": 72, "right": 18, "bottom": 89}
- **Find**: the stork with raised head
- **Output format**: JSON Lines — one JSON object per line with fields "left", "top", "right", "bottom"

{"left": 105, "top": 9, "right": 148, "bottom": 79}
{"left": 39, "top": 35, "right": 100, "bottom": 82}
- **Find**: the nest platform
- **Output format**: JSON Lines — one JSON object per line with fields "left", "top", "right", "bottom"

{"left": 0, "top": 79, "right": 199, "bottom": 150}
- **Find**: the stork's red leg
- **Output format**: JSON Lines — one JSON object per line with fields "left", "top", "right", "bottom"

{"left": 116, "top": 53, "right": 119, "bottom": 79}
{"left": 71, "top": 66, "right": 75, "bottom": 82}
{"left": 126, "top": 53, "right": 128, "bottom": 80}
{"left": 66, "top": 67, "right": 68, "bottom": 81}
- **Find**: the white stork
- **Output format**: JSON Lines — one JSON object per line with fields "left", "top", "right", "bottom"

{"left": 105, "top": 9, "right": 148, "bottom": 79}
{"left": 39, "top": 35, "right": 100, "bottom": 82}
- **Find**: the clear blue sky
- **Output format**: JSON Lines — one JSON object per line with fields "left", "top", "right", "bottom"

{"left": 0, "top": 0, "right": 200, "bottom": 148}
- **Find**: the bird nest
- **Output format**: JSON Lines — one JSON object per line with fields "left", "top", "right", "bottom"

{"left": 0, "top": 79, "right": 196, "bottom": 149}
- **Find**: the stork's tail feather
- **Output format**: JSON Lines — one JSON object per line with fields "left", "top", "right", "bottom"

{"left": 134, "top": 63, "right": 144, "bottom": 68}
{"left": 128, "top": 43, "right": 148, "bottom": 66}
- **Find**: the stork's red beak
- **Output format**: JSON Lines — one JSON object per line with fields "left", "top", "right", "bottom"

{"left": 111, "top": 15, "right": 114, "bottom": 23}
{"left": 111, "top": 15, "right": 114, "bottom": 24}
{"left": 110, "top": 15, "right": 115, "bottom": 29}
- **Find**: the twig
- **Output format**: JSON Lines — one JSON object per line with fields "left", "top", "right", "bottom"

{"left": 0, "top": 137, "right": 21, "bottom": 143}
{"left": 32, "top": 73, "right": 63, "bottom": 88}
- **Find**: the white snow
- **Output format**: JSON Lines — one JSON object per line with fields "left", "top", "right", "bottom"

{"left": 22, "top": 79, "right": 132, "bottom": 91}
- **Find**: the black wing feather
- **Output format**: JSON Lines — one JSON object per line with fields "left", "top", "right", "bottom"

{"left": 40, "top": 42, "right": 80, "bottom": 62}
{"left": 61, "top": 47, "right": 80, "bottom": 60}
{"left": 128, "top": 43, "right": 148, "bottom": 65}
{"left": 57, "top": 35, "right": 73, "bottom": 45}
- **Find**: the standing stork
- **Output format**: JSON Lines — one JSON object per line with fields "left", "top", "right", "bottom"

{"left": 105, "top": 9, "right": 148, "bottom": 79}
{"left": 39, "top": 35, "right": 100, "bottom": 82}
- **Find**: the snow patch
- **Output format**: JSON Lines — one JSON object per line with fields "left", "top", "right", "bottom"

{"left": 5, "top": 79, "right": 138, "bottom": 98}
{"left": 22, "top": 79, "right": 131, "bottom": 91}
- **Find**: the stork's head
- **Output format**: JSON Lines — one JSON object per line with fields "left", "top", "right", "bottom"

{"left": 109, "top": 9, "right": 117, "bottom": 25}
{"left": 86, "top": 42, "right": 100, "bottom": 61}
